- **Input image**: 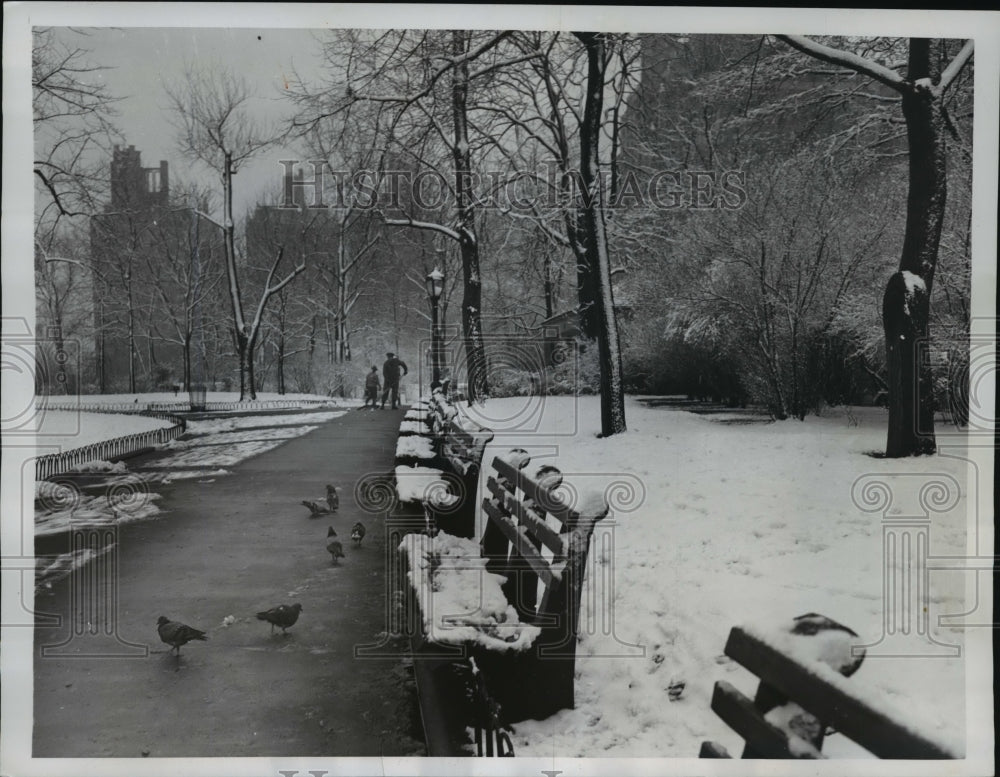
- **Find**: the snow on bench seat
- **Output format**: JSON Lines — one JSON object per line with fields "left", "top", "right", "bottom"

{"left": 399, "top": 420, "right": 429, "bottom": 435}
{"left": 394, "top": 464, "right": 445, "bottom": 502}
{"left": 399, "top": 531, "right": 541, "bottom": 652}
{"left": 396, "top": 435, "right": 436, "bottom": 460}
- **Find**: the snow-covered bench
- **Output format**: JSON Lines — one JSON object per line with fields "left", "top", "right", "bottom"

{"left": 421, "top": 388, "right": 494, "bottom": 537}
{"left": 699, "top": 615, "right": 958, "bottom": 759}
{"left": 399, "top": 449, "right": 609, "bottom": 756}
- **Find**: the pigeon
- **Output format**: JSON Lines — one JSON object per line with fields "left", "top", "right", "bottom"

{"left": 302, "top": 485, "right": 339, "bottom": 516}
{"left": 256, "top": 603, "right": 303, "bottom": 635}
{"left": 301, "top": 499, "right": 329, "bottom": 516}
{"left": 350, "top": 522, "right": 366, "bottom": 546}
{"left": 156, "top": 615, "right": 207, "bottom": 655}
{"left": 326, "top": 484, "right": 339, "bottom": 511}
{"left": 327, "top": 526, "right": 345, "bottom": 564}
{"left": 790, "top": 612, "right": 865, "bottom": 677}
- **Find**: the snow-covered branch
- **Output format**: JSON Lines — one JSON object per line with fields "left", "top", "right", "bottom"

{"left": 775, "top": 35, "right": 907, "bottom": 94}
{"left": 939, "top": 40, "right": 974, "bottom": 92}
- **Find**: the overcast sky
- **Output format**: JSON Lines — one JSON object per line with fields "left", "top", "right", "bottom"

{"left": 59, "top": 27, "right": 328, "bottom": 217}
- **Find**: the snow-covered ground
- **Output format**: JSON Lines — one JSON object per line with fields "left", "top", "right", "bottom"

{"left": 39, "top": 390, "right": 353, "bottom": 405}
{"left": 451, "top": 396, "right": 973, "bottom": 758}
{"left": 35, "top": 410, "right": 174, "bottom": 454}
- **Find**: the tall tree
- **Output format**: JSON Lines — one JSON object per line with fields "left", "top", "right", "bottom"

{"left": 776, "top": 35, "right": 974, "bottom": 456}
{"left": 573, "top": 32, "right": 627, "bottom": 435}
{"left": 291, "top": 30, "right": 522, "bottom": 401}
{"left": 166, "top": 66, "right": 305, "bottom": 399}
{"left": 33, "top": 27, "right": 118, "bottom": 241}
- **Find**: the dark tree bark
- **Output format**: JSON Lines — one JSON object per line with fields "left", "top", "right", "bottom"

{"left": 883, "top": 40, "right": 948, "bottom": 456}
{"left": 574, "top": 32, "right": 627, "bottom": 436}
{"left": 451, "top": 30, "right": 489, "bottom": 402}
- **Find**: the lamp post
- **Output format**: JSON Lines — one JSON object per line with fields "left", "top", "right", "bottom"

{"left": 425, "top": 266, "right": 445, "bottom": 387}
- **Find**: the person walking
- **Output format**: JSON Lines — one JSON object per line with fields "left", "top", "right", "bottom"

{"left": 380, "top": 352, "right": 408, "bottom": 409}
{"left": 363, "top": 366, "right": 380, "bottom": 409}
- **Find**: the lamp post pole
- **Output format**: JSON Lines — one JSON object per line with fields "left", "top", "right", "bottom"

{"left": 430, "top": 294, "right": 441, "bottom": 385}
{"left": 426, "top": 265, "right": 445, "bottom": 390}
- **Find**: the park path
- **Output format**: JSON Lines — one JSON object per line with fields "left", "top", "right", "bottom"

{"left": 32, "top": 406, "right": 425, "bottom": 758}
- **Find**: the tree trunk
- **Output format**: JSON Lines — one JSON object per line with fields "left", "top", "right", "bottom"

{"left": 222, "top": 150, "right": 251, "bottom": 401}
{"left": 575, "top": 32, "right": 627, "bottom": 436}
{"left": 98, "top": 297, "right": 106, "bottom": 394}
{"left": 246, "top": 330, "right": 258, "bottom": 400}
{"left": 277, "top": 333, "right": 285, "bottom": 395}
{"left": 183, "top": 331, "right": 192, "bottom": 391}
{"left": 884, "top": 39, "right": 946, "bottom": 457}
{"left": 127, "top": 274, "right": 136, "bottom": 393}
{"left": 235, "top": 328, "right": 249, "bottom": 400}
{"left": 451, "top": 30, "right": 489, "bottom": 402}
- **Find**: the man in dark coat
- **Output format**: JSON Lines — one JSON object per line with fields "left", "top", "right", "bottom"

{"left": 380, "top": 352, "right": 408, "bottom": 409}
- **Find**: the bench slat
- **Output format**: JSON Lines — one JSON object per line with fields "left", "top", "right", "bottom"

{"left": 724, "top": 627, "right": 957, "bottom": 759}
{"left": 481, "top": 499, "right": 559, "bottom": 587}
{"left": 492, "top": 457, "right": 576, "bottom": 525}
{"left": 710, "top": 681, "right": 819, "bottom": 759}
{"left": 485, "top": 476, "right": 565, "bottom": 556}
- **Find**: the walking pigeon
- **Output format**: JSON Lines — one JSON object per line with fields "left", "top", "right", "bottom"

{"left": 256, "top": 603, "right": 303, "bottom": 635}
{"left": 302, "top": 485, "right": 339, "bottom": 516}
{"left": 156, "top": 616, "right": 207, "bottom": 655}
{"left": 327, "top": 526, "right": 345, "bottom": 564}
{"left": 301, "top": 499, "right": 329, "bottom": 516}
{"left": 350, "top": 522, "right": 366, "bottom": 546}
{"left": 326, "top": 484, "right": 339, "bottom": 511}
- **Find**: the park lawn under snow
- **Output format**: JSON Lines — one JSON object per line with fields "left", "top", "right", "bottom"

{"left": 456, "top": 396, "right": 969, "bottom": 758}
{"left": 35, "top": 409, "right": 174, "bottom": 454}
{"left": 39, "top": 390, "right": 354, "bottom": 405}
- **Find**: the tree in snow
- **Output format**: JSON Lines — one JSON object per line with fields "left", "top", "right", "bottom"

{"left": 573, "top": 32, "right": 627, "bottom": 435}
{"left": 291, "top": 30, "right": 527, "bottom": 402}
{"left": 33, "top": 27, "right": 119, "bottom": 243}
{"left": 776, "top": 36, "right": 974, "bottom": 455}
{"left": 166, "top": 65, "right": 305, "bottom": 400}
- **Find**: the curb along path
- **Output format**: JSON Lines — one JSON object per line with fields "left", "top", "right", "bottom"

{"left": 33, "top": 406, "right": 425, "bottom": 757}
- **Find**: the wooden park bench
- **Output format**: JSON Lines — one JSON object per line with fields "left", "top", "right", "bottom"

{"left": 395, "top": 388, "right": 493, "bottom": 538}
{"left": 399, "top": 449, "right": 609, "bottom": 756}
{"left": 700, "top": 614, "right": 959, "bottom": 760}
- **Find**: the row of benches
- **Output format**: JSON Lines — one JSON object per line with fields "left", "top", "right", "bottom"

{"left": 388, "top": 391, "right": 959, "bottom": 760}
{"left": 391, "top": 390, "right": 614, "bottom": 755}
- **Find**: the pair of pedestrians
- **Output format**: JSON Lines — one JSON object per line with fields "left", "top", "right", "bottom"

{"left": 363, "top": 352, "right": 408, "bottom": 409}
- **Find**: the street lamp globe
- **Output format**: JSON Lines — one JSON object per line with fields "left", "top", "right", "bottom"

{"left": 426, "top": 267, "right": 445, "bottom": 301}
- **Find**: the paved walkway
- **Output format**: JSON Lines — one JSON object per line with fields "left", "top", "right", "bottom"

{"left": 33, "top": 406, "right": 426, "bottom": 757}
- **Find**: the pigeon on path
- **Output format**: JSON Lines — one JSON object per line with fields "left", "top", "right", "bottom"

{"left": 156, "top": 616, "right": 207, "bottom": 655}
{"left": 302, "top": 485, "right": 339, "bottom": 516}
{"left": 256, "top": 603, "right": 303, "bottom": 635}
{"left": 327, "top": 526, "right": 345, "bottom": 564}
{"left": 350, "top": 522, "right": 366, "bottom": 547}
{"left": 326, "top": 484, "right": 340, "bottom": 511}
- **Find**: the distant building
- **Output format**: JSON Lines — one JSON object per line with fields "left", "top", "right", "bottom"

{"left": 88, "top": 145, "right": 237, "bottom": 393}
{"left": 110, "top": 144, "right": 169, "bottom": 211}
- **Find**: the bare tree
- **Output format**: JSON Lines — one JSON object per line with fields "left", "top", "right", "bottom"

{"left": 141, "top": 185, "right": 226, "bottom": 390}
{"left": 33, "top": 27, "right": 119, "bottom": 243}
{"left": 291, "top": 29, "right": 528, "bottom": 401}
{"left": 572, "top": 32, "right": 627, "bottom": 435}
{"left": 776, "top": 35, "right": 973, "bottom": 456}
{"left": 166, "top": 65, "right": 305, "bottom": 399}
